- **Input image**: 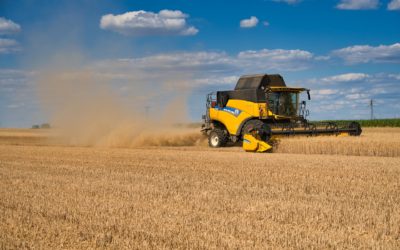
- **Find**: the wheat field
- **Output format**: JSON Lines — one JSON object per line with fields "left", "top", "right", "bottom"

{"left": 1, "top": 128, "right": 400, "bottom": 249}
{"left": 274, "top": 128, "right": 400, "bottom": 157}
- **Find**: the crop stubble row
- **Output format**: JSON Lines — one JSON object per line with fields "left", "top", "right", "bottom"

{"left": 1, "top": 137, "right": 399, "bottom": 249}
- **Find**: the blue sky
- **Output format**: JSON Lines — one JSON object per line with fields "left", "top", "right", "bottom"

{"left": 1, "top": 0, "right": 400, "bottom": 127}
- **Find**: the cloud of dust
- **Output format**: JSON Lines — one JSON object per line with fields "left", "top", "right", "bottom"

{"left": 23, "top": 2, "right": 206, "bottom": 147}
{"left": 36, "top": 66, "right": 206, "bottom": 147}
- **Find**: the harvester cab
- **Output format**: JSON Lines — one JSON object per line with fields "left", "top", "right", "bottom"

{"left": 265, "top": 86, "right": 310, "bottom": 121}
{"left": 201, "top": 74, "right": 362, "bottom": 151}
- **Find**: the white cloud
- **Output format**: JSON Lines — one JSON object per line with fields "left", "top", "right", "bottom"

{"left": 0, "top": 69, "right": 35, "bottom": 89}
{"left": 100, "top": 10, "right": 198, "bottom": 36}
{"left": 345, "top": 93, "right": 369, "bottom": 100}
{"left": 315, "top": 55, "right": 331, "bottom": 61}
{"left": 387, "top": 73, "right": 400, "bottom": 80}
{"left": 238, "top": 49, "right": 312, "bottom": 60}
{"left": 89, "top": 48, "right": 316, "bottom": 96}
{"left": 388, "top": 0, "right": 400, "bottom": 10}
{"left": 336, "top": 0, "right": 379, "bottom": 10}
{"left": 90, "top": 51, "right": 238, "bottom": 88}
{"left": 0, "top": 38, "right": 20, "bottom": 54}
{"left": 240, "top": 16, "right": 259, "bottom": 28}
{"left": 332, "top": 43, "right": 400, "bottom": 64}
{"left": 7, "top": 103, "right": 24, "bottom": 109}
{"left": 0, "top": 69, "right": 41, "bottom": 127}
{"left": 116, "top": 52, "right": 234, "bottom": 72}
{"left": 93, "top": 48, "right": 315, "bottom": 77}
{"left": 315, "top": 89, "right": 339, "bottom": 95}
{"left": 0, "top": 17, "right": 21, "bottom": 35}
{"left": 321, "top": 73, "right": 370, "bottom": 82}
{"left": 305, "top": 73, "right": 400, "bottom": 120}
{"left": 238, "top": 49, "right": 314, "bottom": 70}
{"left": 194, "top": 76, "right": 239, "bottom": 85}
{"left": 272, "top": 0, "right": 302, "bottom": 4}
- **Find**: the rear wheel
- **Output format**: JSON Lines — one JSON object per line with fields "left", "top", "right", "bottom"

{"left": 208, "top": 128, "right": 228, "bottom": 148}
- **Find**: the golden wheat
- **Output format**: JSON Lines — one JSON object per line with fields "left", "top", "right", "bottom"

{"left": 0, "top": 128, "right": 400, "bottom": 249}
{"left": 274, "top": 128, "right": 400, "bottom": 157}
{"left": 2, "top": 128, "right": 400, "bottom": 158}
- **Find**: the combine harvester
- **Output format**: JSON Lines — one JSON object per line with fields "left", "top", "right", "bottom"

{"left": 201, "top": 74, "right": 362, "bottom": 152}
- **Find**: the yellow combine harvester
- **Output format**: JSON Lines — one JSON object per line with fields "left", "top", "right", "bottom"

{"left": 201, "top": 74, "right": 362, "bottom": 152}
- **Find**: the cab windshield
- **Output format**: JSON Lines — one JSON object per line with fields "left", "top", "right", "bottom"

{"left": 268, "top": 92, "right": 299, "bottom": 116}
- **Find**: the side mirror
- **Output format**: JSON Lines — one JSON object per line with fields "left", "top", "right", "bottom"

{"left": 307, "top": 90, "right": 311, "bottom": 100}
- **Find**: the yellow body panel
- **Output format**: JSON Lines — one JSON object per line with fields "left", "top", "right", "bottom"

{"left": 227, "top": 99, "right": 263, "bottom": 116}
{"left": 242, "top": 134, "right": 272, "bottom": 152}
{"left": 209, "top": 99, "right": 293, "bottom": 135}
{"left": 209, "top": 99, "right": 265, "bottom": 135}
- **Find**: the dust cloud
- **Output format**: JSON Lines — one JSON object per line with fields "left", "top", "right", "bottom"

{"left": 24, "top": 2, "right": 207, "bottom": 148}
{"left": 36, "top": 68, "right": 206, "bottom": 148}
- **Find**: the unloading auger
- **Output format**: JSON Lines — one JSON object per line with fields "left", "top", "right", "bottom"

{"left": 201, "top": 74, "right": 362, "bottom": 152}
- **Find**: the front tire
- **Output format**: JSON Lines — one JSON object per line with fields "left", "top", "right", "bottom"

{"left": 208, "top": 128, "right": 228, "bottom": 148}
{"left": 241, "top": 120, "right": 271, "bottom": 141}
{"left": 349, "top": 121, "right": 362, "bottom": 136}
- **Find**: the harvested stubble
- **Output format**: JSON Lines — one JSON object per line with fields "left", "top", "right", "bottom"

{"left": 0, "top": 129, "right": 50, "bottom": 145}
{"left": 1, "top": 134, "right": 400, "bottom": 249}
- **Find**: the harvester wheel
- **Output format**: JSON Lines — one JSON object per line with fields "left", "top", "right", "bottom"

{"left": 349, "top": 122, "right": 362, "bottom": 136}
{"left": 241, "top": 120, "right": 271, "bottom": 141}
{"left": 208, "top": 128, "right": 228, "bottom": 148}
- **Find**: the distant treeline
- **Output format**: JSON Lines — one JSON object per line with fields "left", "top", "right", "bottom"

{"left": 32, "top": 123, "right": 51, "bottom": 129}
{"left": 316, "top": 119, "right": 400, "bottom": 127}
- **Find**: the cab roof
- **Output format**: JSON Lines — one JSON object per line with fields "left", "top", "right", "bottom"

{"left": 235, "top": 74, "right": 286, "bottom": 90}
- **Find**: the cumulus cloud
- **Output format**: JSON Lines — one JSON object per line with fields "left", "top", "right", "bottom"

{"left": 0, "top": 69, "right": 40, "bottom": 127}
{"left": 238, "top": 49, "right": 314, "bottom": 70}
{"left": 238, "top": 49, "right": 312, "bottom": 60}
{"left": 194, "top": 76, "right": 239, "bottom": 86}
{"left": 336, "top": 0, "right": 379, "bottom": 10}
{"left": 315, "top": 55, "right": 331, "bottom": 61}
{"left": 388, "top": 0, "right": 400, "bottom": 10}
{"left": 0, "top": 70, "right": 32, "bottom": 98}
{"left": 0, "top": 69, "right": 35, "bottom": 89}
{"left": 90, "top": 51, "right": 238, "bottom": 89}
{"left": 0, "top": 17, "right": 21, "bottom": 35}
{"left": 240, "top": 16, "right": 259, "bottom": 28}
{"left": 332, "top": 43, "right": 400, "bottom": 64}
{"left": 321, "top": 73, "right": 370, "bottom": 82}
{"left": 112, "top": 52, "right": 235, "bottom": 73}
{"left": 314, "top": 89, "right": 339, "bottom": 95}
{"left": 305, "top": 73, "right": 400, "bottom": 120}
{"left": 135, "top": 52, "right": 231, "bottom": 69}
{"left": 0, "top": 38, "right": 20, "bottom": 54}
{"left": 100, "top": 10, "right": 198, "bottom": 36}
{"left": 93, "top": 48, "right": 315, "bottom": 78}
{"left": 272, "top": 0, "right": 302, "bottom": 4}
{"left": 89, "top": 48, "right": 317, "bottom": 91}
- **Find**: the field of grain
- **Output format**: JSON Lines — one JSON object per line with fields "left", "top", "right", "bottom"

{"left": 1, "top": 128, "right": 400, "bottom": 249}
{"left": 274, "top": 128, "right": 400, "bottom": 157}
